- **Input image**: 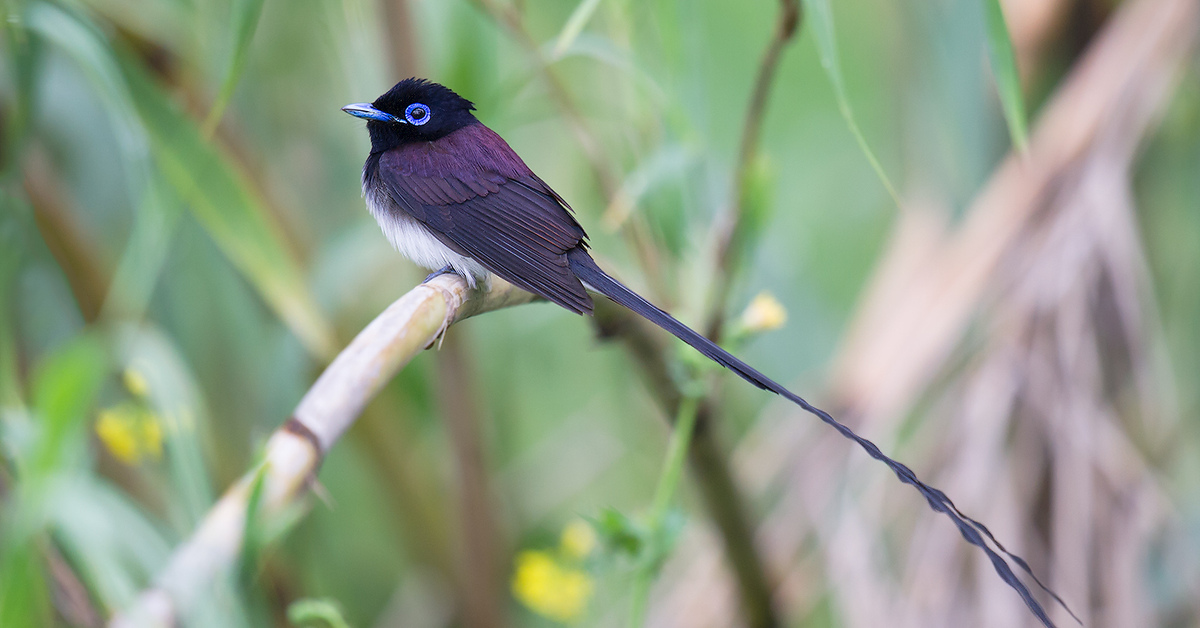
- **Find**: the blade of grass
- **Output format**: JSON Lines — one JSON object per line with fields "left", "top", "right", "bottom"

{"left": 22, "top": 4, "right": 180, "bottom": 324}
{"left": 24, "top": 3, "right": 333, "bottom": 358}
{"left": 552, "top": 0, "right": 605, "bottom": 60}
{"left": 100, "top": 176, "right": 183, "bottom": 322}
{"left": 49, "top": 477, "right": 175, "bottom": 610}
{"left": 22, "top": 3, "right": 152, "bottom": 193}
{"left": 236, "top": 462, "right": 269, "bottom": 588}
{"left": 801, "top": 0, "right": 902, "bottom": 207}
{"left": 982, "top": 0, "right": 1029, "bottom": 152}
{"left": 118, "top": 51, "right": 336, "bottom": 359}
{"left": 201, "top": 0, "right": 266, "bottom": 138}
{"left": 0, "top": 543, "right": 54, "bottom": 628}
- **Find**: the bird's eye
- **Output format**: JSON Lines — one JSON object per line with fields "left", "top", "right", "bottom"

{"left": 405, "top": 103, "right": 431, "bottom": 125}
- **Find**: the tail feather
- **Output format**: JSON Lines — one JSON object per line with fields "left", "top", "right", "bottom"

{"left": 567, "top": 249, "right": 1076, "bottom": 628}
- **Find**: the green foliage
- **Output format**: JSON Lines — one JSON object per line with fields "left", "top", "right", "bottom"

{"left": 119, "top": 53, "right": 336, "bottom": 359}
{"left": 288, "top": 598, "right": 352, "bottom": 628}
{"left": 590, "top": 507, "right": 645, "bottom": 558}
{"left": 802, "top": 0, "right": 902, "bottom": 207}
{"left": 29, "top": 333, "right": 108, "bottom": 475}
{"left": 0, "top": 0, "right": 1196, "bottom": 625}
{"left": 0, "top": 542, "right": 54, "bottom": 628}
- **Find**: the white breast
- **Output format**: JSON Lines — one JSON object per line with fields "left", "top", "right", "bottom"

{"left": 363, "top": 177, "right": 491, "bottom": 287}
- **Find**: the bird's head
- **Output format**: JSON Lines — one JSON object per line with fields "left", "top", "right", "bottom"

{"left": 343, "top": 78, "right": 477, "bottom": 152}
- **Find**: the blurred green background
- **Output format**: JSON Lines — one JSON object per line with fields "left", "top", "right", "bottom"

{"left": 2, "top": 0, "right": 1198, "bottom": 626}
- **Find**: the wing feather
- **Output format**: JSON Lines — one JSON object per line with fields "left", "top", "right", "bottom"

{"left": 374, "top": 125, "right": 593, "bottom": 314}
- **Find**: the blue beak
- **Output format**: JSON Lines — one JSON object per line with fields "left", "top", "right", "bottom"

{"left": 342, "top": 103, "right": 406, "bottom": 124}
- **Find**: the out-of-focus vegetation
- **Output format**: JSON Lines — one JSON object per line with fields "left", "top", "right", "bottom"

{"left": 1, "top": 0, "right": 1198, "bottom": 626}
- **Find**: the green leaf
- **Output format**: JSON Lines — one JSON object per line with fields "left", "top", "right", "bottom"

{"left": 590, "top": 507, "right": 644, "bottom": 558}
{"left": 237, "top": 462, "right": 269, "bottom": 588}
{"left": 118, "top": 52, "right": 336, "bottom": 359}
{"left": 801, "top": 0, "right": 902, "bottom": 207}
{"left": 30, "top": 334, "right": 109, "bottom": 475}
{"left": 202, "top": 0, "right": 267, "bottom": 137}
{"left": 0, "top": 542, "right": 54, "bottom": 628}
{"left": 982, "top": 0, "right": 1029, "bottom": 152}
{"left": 2, "top": 2, "right": 37, "bottom": 170}
{"left": 100, "top": 177, "right": 184, "bottom": 322}
{"left": 288, "top": 598, "right": 352, "bottom": 628}
{"left": 26, "top": 2, "right": 333, "bottom": 357}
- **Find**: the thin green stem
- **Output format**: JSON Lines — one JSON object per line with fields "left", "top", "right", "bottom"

{"left": 650, "top": 394, "right": 701, "bottom": 521}
{"left": 630, "top": 393, "right": 701, "bottom": 627}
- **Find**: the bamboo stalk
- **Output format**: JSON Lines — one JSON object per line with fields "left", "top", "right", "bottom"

{"left": 109, "top": 274, "right": 539, "bottom": 628}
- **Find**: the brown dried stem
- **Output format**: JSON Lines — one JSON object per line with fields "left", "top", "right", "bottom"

{"left": 436, "top": 333, "right": 507, "bottom": 628}
{"left": 23, "top": 150, "right": 111, "bottom": 323}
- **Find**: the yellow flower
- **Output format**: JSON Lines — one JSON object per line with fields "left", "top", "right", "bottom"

{"left": 739, "top": 291, "right": 787, "bottom": 333}
{"left": 559, "top": 519, "right": 597, "bottom": 560}
{"left": 512, "top": 550, "right": 592, "bottom": 623}
{"left": 95, "top": 404, "right": 163, "bottom": 465}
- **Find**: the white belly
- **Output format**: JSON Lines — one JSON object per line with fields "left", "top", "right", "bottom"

{"left": 364, "top": 178, "right": 491, "bottom": 287}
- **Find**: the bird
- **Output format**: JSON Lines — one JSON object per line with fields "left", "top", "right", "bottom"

{"left": 343, "top": 78, "right": 1070, "bottom": 626}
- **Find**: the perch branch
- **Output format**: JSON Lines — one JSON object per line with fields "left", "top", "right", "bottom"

{"left": 109, "top": 274, "right": 539, "bottom": 628}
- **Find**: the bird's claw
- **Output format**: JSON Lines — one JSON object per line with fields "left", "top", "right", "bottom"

{"left": 423, "top": 265, "right": 459, "bottom": 284}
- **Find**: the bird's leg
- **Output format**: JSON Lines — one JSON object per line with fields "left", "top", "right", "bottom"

{"left": 421, "top": 265, "right": 459, "bottom": 350}
{"left": 423, "top": 265, "right": 458, "bottom": 284}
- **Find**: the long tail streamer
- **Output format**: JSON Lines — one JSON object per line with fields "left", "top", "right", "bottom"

{"left": 568, "top": 249, "right": 1079, "bottom": 627}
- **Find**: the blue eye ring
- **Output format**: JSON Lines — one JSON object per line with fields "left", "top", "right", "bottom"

{"left": 405, "top": 103, "right": 431, "bottom": 125}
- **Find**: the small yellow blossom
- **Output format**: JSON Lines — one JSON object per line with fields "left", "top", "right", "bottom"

{"left": 740, "top": 291, "right": 787, "bottom": 333}
{"left": 95, "top": 404, "right": 163, "bottom": 465}
{"left": 512, "top": 550, "right": 592, "bottom": 623}
{"left": 123, "top": 367, "right": 150, "bottom": 398}
{"left": 559, "top": 519, "right": 597, "bottom": 560}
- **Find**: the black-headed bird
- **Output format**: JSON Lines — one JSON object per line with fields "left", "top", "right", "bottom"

{"left": 344, "top": 78, "right": 1070, "bottom": 627}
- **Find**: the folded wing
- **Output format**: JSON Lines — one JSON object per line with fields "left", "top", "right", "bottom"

{"left": 374, "top": 127, "right": 594, "bottom": 314}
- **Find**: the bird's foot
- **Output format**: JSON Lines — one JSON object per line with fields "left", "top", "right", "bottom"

{"left": 423, "top": 265, "right": 459, "bottom": 284}
{"left": 423, "top": 266, "right": 458, "bottom": 351}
